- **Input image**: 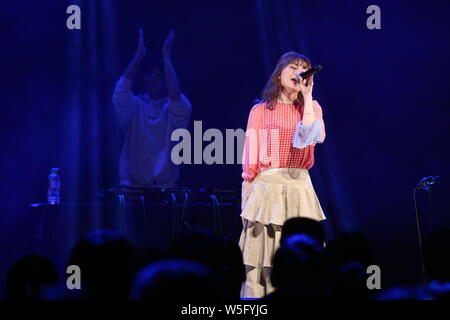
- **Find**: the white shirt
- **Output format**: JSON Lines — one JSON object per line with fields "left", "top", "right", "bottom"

{"left": 113, "top": 76, "right": 192, "bottom": 187}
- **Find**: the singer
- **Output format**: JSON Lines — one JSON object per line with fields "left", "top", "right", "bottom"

{"left": 239, "top": 52, "right": 326, "bottom": 298}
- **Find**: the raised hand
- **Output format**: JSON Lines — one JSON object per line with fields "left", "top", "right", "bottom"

{"left": 136, "top": 28, "right": 147, "bottom": 58}
{"left": 122, "top": 28, "right": 146, "bottom": 80}
{"left": 162, "top": 30, "right": 175, "bottom": 60}
{"left": 298, "top": 74, "right": 314, "bottom": 97}
{"left": 161, "top": 30, "right": 181, "bottom": 100}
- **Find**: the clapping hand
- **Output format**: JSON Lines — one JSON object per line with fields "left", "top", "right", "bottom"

{"left": 136, "top": 28, "right": 147, "bottom": 58}
{"left": 162, "top": 30, "right": 175, "bottom": 60}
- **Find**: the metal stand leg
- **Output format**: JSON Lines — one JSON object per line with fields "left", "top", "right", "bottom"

{"left": 169, "top": 192, "right": 178, "bottom": 243}
{"left": 210, "top": 194, "right": 223, "bottom": 237}
{"left": 140, "top": 195, "right": 152, "bottom": 245}
{"left": 118, "top": 194, "right": 126, "bottom": 236}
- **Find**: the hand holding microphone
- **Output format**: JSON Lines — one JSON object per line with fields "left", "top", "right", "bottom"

{"left": 295, "top": 65, "right": 323, "bottom": 83}
{"left": 294, "top": 65, "right": 322, "bottom": 96}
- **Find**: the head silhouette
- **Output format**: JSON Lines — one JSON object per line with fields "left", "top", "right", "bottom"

{"left": 168, "top": 228, "right": 245, "bottom": 300}
{"left": 423, "top": 228, "right": 450, "bottom": 282}
{"left": 68, "top": 229, "right": 136, "bottom": 299}
{"left": 326, "top": 232, "right": 375, "bottom": 269}
{"left": 6, "top": 254, "right": 58, "bottom": 300}
{"left": 132, "top": 259, "right": 220, "bottom": 301}
{"left": 281, "top": 217, "right": 325, "bottom": 245}
{"left": 271, "top": 234, "right": 329, "bottom": 299}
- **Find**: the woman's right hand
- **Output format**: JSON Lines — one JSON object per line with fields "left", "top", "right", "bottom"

{"left": 136, "top": 28, "right": 147, "bottom": 57}
{"left": 241, "top": 180, "right": 253, "bottom": 210}
{"left": 298, "top": 73, "right": 314, "bottom": 97}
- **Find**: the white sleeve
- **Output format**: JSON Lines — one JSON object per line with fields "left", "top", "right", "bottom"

{"left": 112, "top": 76, "right": 138, "bottom": 131}
{"left": 292, "top": 119, "right": 325, "bottom": 149}
{"left": 168, "top": 94, "right": 192, "bottom": 128}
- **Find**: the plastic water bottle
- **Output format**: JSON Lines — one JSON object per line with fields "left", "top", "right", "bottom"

{"left": 47, "top": 168, "right": 61, "bottom": 205}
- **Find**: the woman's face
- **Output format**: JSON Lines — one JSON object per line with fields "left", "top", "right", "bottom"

{"left": 279, "top": 59, "right": 310, "bottom": 93}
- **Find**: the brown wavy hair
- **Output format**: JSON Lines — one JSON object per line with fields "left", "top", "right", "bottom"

{"left": 261, "top": 52, "right": 312, "bottom": 110}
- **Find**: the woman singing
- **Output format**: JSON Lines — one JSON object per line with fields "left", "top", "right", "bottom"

{"left": 239, "top": 52, "right": 326, "bottom": 298}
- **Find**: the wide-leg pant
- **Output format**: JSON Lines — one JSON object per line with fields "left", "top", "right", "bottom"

{"left": 239, "top": 168, "right": 326, "bottom": 298}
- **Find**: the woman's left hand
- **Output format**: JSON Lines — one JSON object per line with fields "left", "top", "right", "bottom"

{"left": 298, "top": 74, "right": 314, "bottom": 97}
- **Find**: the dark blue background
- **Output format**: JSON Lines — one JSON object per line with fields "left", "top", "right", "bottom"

{"left": 1, "top": 0, "right": 449, "bottom": 293}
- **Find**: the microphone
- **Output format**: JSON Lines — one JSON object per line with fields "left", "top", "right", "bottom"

{"left": 417, "top": 176, "right": 440, "bottom": 190}
{"left": 295, "top": 65, "right": 323, "bottom": 83}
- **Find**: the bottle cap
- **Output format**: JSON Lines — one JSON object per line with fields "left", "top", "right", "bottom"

{"left": 50, "top": 168, "right": 61, "bottom": 174}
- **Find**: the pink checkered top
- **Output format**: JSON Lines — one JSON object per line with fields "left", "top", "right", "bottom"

{"left": 242, "top": 100, "right": 326, "bottom": 182}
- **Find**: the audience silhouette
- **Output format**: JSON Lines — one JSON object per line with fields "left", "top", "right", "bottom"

{"left": 4, "top": 223, "right": 450, "bottom": 301}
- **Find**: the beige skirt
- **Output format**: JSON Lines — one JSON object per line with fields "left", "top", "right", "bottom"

{"left": 239, "top": 168, "right": 326, "bottom": 268}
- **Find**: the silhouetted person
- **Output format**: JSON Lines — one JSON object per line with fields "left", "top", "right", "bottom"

{"left": 113, "top": 28, "right": 191, "bottom": 187}
{"left": 327, "top": 261, "right": 373, "bottom": 300}
{"left": 135, "top": 246, "right": 167, "bottom": 271}
{"left": 266, "top": 234, "right": 330, "bottom": 300}
{"left": 62, "top": 230, "right": 137, "bottom": 300}
{"left": 326, "top": 232, "right": 375, "bottom": 269}
{"left": 220, "top": 239, "right": 246, "bottom": 301}
{"left": 423, "top": 228, "right": 450, "bottom": 283}
{"left": 132, "top": 259, "right": 220, "bottom": 301}
{"left": 423, "top": 228, "right": 450, "bottom": 300}
{"left": 6, "top": 254, "right": 58, "bottom": 300}
{"left": 325, "top": 232, "right": 376, "bottom": 300}
{"left": 168, "top": 228, "right": 245, "bottom": 301}
{"left": 373, "top": 286, "right": 432, "bottom": 300}
{"left": 281, "top": 217, "right": 325, "bottom": 245}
